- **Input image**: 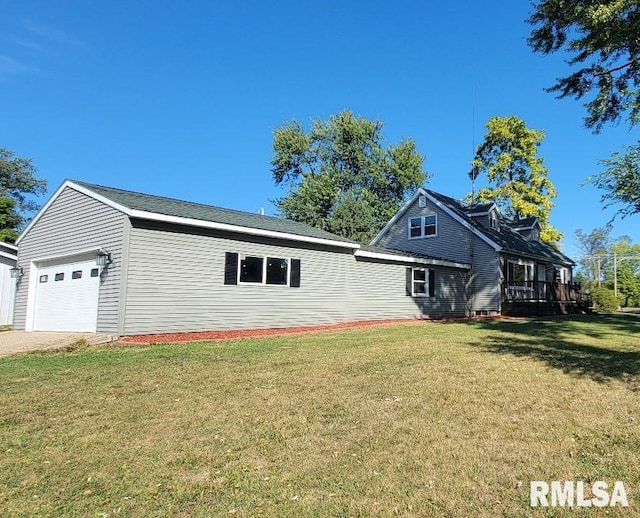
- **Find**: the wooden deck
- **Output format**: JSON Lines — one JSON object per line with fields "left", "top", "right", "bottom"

{"left": 502, "top": 281, "right": 592, "bottom": 316}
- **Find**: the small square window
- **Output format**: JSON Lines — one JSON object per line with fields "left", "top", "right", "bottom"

{"left": 72, "top": 270, "right": 82, "bottom": 279}
{"left": 266, "top": 257, "right": 288, "bottom": 285}
{"left": 55, "top": 273, "right": 64, "bottom": 281}
{"left": 91, "top": 268, "right": 99, "bottom": 277}
{"left": 424, "top": 215, "right": 437, "bottom": 236}
{"left": 39, "top": 275, "right": 48, "bottom": 283}
{"left": 240, "top": 256, "right": 264, "bottom": 283}
{"left": 409, "top": 217, "right": 422, "bottom": 238}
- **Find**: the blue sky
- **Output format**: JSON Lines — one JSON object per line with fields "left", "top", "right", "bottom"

{"left": 1, "top": 1, "right": 638, "bottom": 258}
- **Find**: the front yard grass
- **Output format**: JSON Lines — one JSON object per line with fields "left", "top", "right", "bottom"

{"left": 1, "top": 314, "right": 639, "bottom": 517}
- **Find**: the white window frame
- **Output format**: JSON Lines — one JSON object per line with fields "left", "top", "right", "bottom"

{"left": 507, "top": 259, "right": 535, "bottom": 282}
{"left": 237, "top": 255, "right": 291, "bottom": 286}
{"left": 489, "top": 213, "right": 498, "bottom": 229}
{"left": 407, "top": 214, "right": 437, "bottom": 239}
{"left": 411, "top": 267, "right": 429, "bottom": 297}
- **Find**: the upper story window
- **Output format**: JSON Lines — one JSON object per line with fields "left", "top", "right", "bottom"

{"left": 408, "top": 215, "right": 437, "bottom": 239}
{"left": 489, "top": 213, "right": 499, "bottom": 229}
{"left": 531, "top": 228, "right": 540, "bottom": 241}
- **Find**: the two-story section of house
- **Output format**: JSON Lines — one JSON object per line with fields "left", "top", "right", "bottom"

{"left": 371, "top": 188, "right": 584, "bottom": 316}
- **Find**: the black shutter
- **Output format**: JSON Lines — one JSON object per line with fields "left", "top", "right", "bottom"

{"left": 224, "top": 252, "right": 238, "bottom": 285}
{"left": 290, "top": 259, "right": 301, "bottom": 287}
{"left": 406, "top": 267, "right": 412, "bottom": 296}
{"left": 428, "top": 269, "right": 435, "bottom": 297}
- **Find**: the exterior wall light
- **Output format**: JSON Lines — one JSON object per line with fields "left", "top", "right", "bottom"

{"left": 10, "top": 266, "right": 23, "bottom": 279}
{"left": 96, "top": 250, "right": 112, "bottom": 267}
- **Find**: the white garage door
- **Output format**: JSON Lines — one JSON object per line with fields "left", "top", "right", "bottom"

{"left": 34, "top": 255, "right": 100, "bottom": 332}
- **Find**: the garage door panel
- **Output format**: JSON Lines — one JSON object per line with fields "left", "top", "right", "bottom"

{"left": 34, "top": 256, "right": 100, "bottom": 332}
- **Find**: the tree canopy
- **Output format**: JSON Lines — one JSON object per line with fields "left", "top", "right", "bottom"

{"left": 0, "top": 147, "right": 47, "bottom": 242}
{"left": 271, "top": 110, "right": 428, "bottom": 243}
{"left": 527, "top": 0, "right": 640, "bottom": 218}
{"left": 470, "top": 116, "right": 561, "bottom": 244}
{"left": 528, "top": 0, "right": 640, "bottom": 132}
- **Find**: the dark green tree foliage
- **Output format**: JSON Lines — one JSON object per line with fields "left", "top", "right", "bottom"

{"left": 528, "top": 0, "right": 640, "bottom": 132}
{"left": 0, "top": 148, "right": 47, "bottom": 242}
{"left": 528, "top": 1, "right": 640, "bottom": 218}
{"left": 591, "top": 143, "right": 640, "bottom": 217}
{"left": 272, "top": 111, "right": 428, "bottom": 243}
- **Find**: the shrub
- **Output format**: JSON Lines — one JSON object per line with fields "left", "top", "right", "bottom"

{"left": 589, "top": 287, "right": 622, "bottom": 312}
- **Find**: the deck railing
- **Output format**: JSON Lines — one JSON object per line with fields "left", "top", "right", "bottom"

{"left": 503, "top": 281, "right": 590, "bottom": 304}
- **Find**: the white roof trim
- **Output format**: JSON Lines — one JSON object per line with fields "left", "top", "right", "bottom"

{"left": 17, "top": 180, "right": 133, "bottom": 245}
{"left": 18, "top": 180, "right": 359, "bottom": 250}
{"left": 370, "top": 188, "right": 501, "bottom": 252}
{"left": 370, "top": 189, "right": 426, "bottom": 245}
{"left": 0, "top": 250, "right": 17, "bottom": 261}
{"left": 0, "top": 242, "right": 18, "bottom": 251}
{"left": 355, "top": 249, "right": 471, "bottom": 269}
{"left": 128, "top": 209, "right": 360, "bottom": 249}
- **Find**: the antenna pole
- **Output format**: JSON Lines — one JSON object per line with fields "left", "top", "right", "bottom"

{"left": 471, "top": 85, "right": 476, "bottom": 203}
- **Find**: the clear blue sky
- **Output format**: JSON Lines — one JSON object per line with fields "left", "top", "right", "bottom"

{"left": 2, "top": 1, "right": 638, "bottom": 258}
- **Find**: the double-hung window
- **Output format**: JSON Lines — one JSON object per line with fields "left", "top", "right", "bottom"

{"left": 408, "top": 215, "right": 437, "bottom": 239}
{"left": 406, "top": 267, "right": 435, "bottom": 297}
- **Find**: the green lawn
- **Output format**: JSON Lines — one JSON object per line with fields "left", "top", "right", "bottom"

{"left": 1, "top": 314, "right": 639, "bottom": 517}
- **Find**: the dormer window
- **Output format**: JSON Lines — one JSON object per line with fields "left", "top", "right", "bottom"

{"left": 489, "top": 213, "right": 499, "bottom": 229}
{"left": 531, "top": 228, "right": 540, "bottom": 241}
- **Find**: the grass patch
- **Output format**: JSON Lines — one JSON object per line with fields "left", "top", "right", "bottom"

{"left": 1, "top": 314, "right": 639, "bottom": 516}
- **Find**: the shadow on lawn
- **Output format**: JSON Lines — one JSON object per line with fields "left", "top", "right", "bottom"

{"left": 465, "top": 313, "right": 640, "bottom": 390}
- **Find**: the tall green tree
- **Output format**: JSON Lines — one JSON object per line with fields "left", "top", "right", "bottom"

{"left": 607, "top": 236, "right": 640, "bottom": 306}
{"left": 0, "top": 147, "right": 47, "bottom": 242}
{"left": 470, "top": 116, "right": 561, "bottom": 243}
{"left": 527, "top": 0, "right": 640, "bottom": 217}
{"left": 575, "top": 224, "right": 613, "bottom": 287}
{"left": 271, "top": 110, "right": 428, "bottom": 243}
{"left": 589, "top": 143, "right": 640, "bottom": 217}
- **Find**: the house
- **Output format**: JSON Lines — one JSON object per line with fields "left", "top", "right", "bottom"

{"left": 372, "top": 188, "right": 585, "bottom": 316}
{"left": 12, "top": 181, "right": 583, "bottom": 335}
{"left": 12, "top": 180, "right": 471, "bottom": 334}
{"left": 0, "top": 242, "right": 17, "bottom": 325}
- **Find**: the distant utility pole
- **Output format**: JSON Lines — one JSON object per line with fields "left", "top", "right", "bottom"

{"left": 612, "top": 252, "right": 640, "bottom": 298}
{"left": 580, "top": 254, "right": 640, "bottom": 297}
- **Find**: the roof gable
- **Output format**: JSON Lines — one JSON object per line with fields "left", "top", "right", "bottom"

{"left": 371, "top": 188, "right": 502, "bottom": 251}
{"left": 18, "top": 180, "right": 360, "bottom": 249}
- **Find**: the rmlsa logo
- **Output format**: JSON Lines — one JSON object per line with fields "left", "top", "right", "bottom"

{"left": 530, "top": 481, "right": 629, "bottom": 507}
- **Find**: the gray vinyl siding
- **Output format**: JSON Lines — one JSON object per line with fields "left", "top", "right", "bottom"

{"left": 13, "top": 186, "right": 126, "bottom": 332}
{"left": 346, "top": 258, "right": 468, "bottom": 320}
{"left": 470, "top": 236, "right": 501, "bottom": 312}
{"left": 123, "top": 222, "right": 355, "bottom": 334}
{"left": 376, "top": 199, "right": 472, "bottom": 263}
{"left": 123, "top": 221, "right": 470, "bottom": 335}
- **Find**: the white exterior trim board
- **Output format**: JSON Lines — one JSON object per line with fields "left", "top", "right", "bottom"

{"left": 19, "top": 180, "right": 359, "bottom": 251}
{"left": 355, "top": 250, "right": 471, "bottom": 270}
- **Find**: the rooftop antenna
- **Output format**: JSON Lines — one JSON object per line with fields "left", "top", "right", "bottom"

{"left": 470, "top": 85, "right": 476, "bottom": 204}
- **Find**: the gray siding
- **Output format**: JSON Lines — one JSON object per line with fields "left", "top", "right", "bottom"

{"left": 124, "top": 222, "right": 353, "bottom": 334}
{"left": 14, "top": 187, "right": 126, "bottom": 333}
{"left": 347, "top": 258, "right": 468, "bottom": 320}
{"left": 123, "top": 221, "right": 470, "bottom": 335}
{"left": 376, "top": 198, "right": 473, "bottom": 263}
{"left": 470, "top": 236, "right": 501, "bottom": 312}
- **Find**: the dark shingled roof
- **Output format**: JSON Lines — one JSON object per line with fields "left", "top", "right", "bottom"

{"left": 73, "top": 180, "right": 358, "bottom": 245}
{"left": 508, "top": 216, "right": 539, "bottom": 229}
{"left": 426, "top": 190, "right": 574, "bottom": 266}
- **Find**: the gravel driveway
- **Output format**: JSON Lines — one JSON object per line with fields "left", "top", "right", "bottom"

{"left": 0, "top": 331, "right": 115, "bottom": 358}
